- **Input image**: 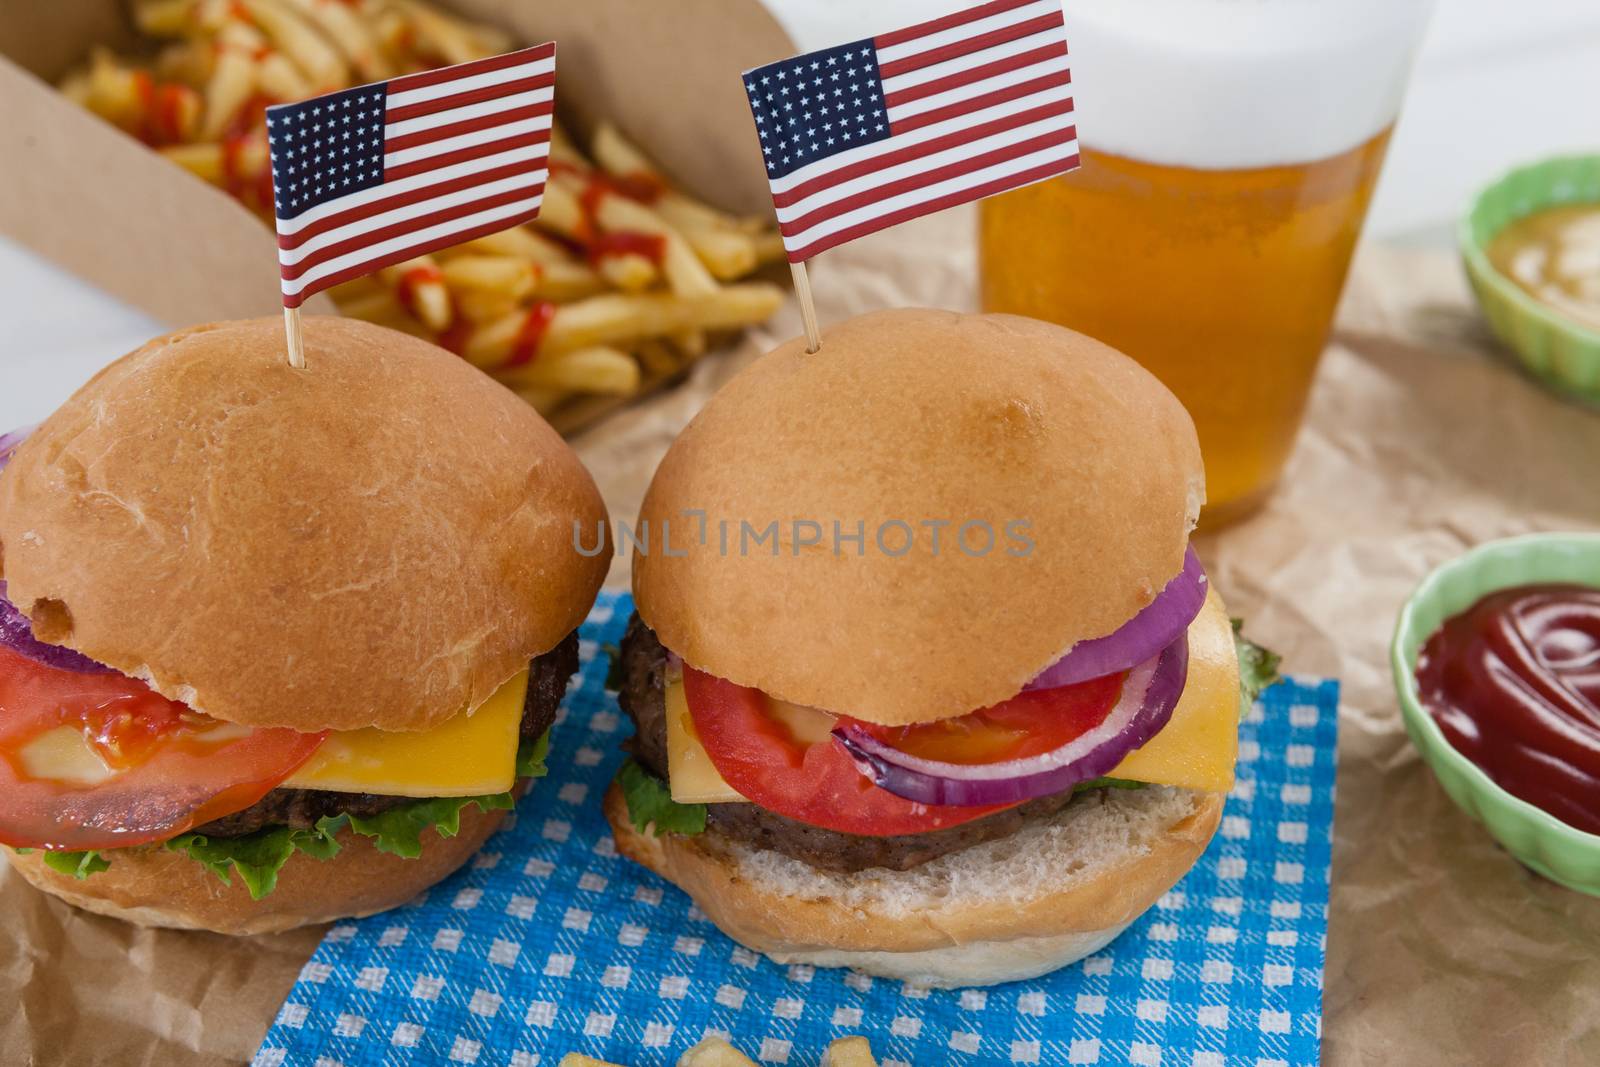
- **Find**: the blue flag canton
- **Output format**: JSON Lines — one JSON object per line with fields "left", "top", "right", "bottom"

{"left": 743, "top": 40, "right": 892, "bottom": 181}
{"left": 267, "top": 84, "right": 389, "bottom": 221}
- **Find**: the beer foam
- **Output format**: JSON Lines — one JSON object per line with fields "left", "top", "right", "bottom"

{"left": 1065, "top": 0, "right": 1434, "bottom": 168}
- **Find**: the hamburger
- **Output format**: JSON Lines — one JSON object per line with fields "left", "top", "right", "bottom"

{"left": 606, "top": 308, "right": 1260, "bottom": 988}
{"left": 0, "top": 316, "right": 610, "bottom": 935}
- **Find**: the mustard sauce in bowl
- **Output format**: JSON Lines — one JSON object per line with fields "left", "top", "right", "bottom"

{"left": 1487, "top": 203, "right": 1600, "bottom": 333}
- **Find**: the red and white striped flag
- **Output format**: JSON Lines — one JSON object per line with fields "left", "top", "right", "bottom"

{"left": 742, "top": 0, "right": 1077, "bottom": 262}
{"left": 267, "top": 43, "right": 555, "bottom": 308}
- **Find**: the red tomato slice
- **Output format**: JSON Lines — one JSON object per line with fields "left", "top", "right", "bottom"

{"left": 846, "top": 672, "right": 1127, "bottom": 765}
{"left": 0, "top": 644, "right": 326, "bottom": 851}
{"left": 684, "top": 667, "right": 1128, "bottom": 837}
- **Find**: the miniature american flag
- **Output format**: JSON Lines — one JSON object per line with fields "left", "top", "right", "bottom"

{"left": 267, "top": 43, "right": 555, "bottom": 308}
{"left": 743, "top": 0, "right": 1077, "bottom": 262}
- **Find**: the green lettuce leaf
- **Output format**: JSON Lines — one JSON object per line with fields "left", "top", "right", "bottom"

{"left": 618, "top": 758, "right": 707, "bottom": 835}
{"left": 1074, "top": 776, "right": 1144, "bottom": 794}
{"left": 515, "top": 728, "right": 551, "bottom": 780}
{"left": 1232, "top": 617, "right": 1284, "bottom": 718}
{"left": 36, "top": 729, "right": 551, "bottom": 900}
{"left": 40, "top": 849, "right": 111, "bottom": 879}
{"left": 164, "top": 825, "right": 330, "bottom": 899}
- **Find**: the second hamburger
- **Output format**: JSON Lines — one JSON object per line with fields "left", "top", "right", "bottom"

{"left": 607, "top": 308, "right": 1251, "bottom": 988}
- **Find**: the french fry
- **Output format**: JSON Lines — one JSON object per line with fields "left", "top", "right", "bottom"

{"left": 635, "top": 339, "right": 680, "bottom": 379}
{"left": 592, "top": 123, "right": 737, "bottom": 237}
{"left": 669, "top": 329, "right": 707, "bottom": 361}
{"left": 378, "top": 257, "right": 453, "bottom": 333}
{"left": 536, "top": 180, "right": 588, "bottom": 242}
{"left": 557, "top": 1055, "right": 624, "bottom": 1067}
{"left": 364, "top": 2, "right": 414, "bottom": 65}
{"left": 159, "top": 142, "right": 226, "bottom": 183}
{"left": 503, "top": 345, "right": 641, "bottom": 395}
{"left": 460, "top": 226, "right": 570, "bottom": 267}
{"left": 257, "top": 45, "right": 316, "bottom": 102}
{"left": 659, "top": 213, "right": 759, "bottom": 281}
{"left": 327, "top": 279, "right": 433, "bottom": 338}
{"left": 241, "top": 0, "right": 350, "bottom": 89}
{"left": 589, "top": 122, "right": 658, "bottom": 189}
{"left": 592, "top": 122, "right": 761, "bottom": 280}
{"left": 551, "top": 167, "right": 709, "bottom": 294}
{"left": 532, "top": 261, "right": 608, "bottom": 302}
{"left": 329, "top": 282, "right": 401, "bottom": 321}
{"left": 153, "top": 40, "right": 213, "bottom": 87}
{"left": 464, "top": 284, "right": 782, "bottom": 366}
{"left": 754, "top": 231, "right": 788, "bottom": 265}
{"left": 85, "top": 48, "right": 145, "bottom": 131}
{"left": 395, "top": 0, "right": 511, "bottom": 66}
{"left": 677, "top": 1037, "right": 759, "bottom": 1067}
{"left": 575, "top": 180, "right": 718, "bottom": 299}
{"left": 439, "top": 254, "right": 537, "bottom": 301}
{"left": 279, "top": 0, "right": 395, "bottom": 81}
{"left": 133, "top": 0, "right": 200, "bottom": 36}
{"left": 201, "top": 24, "right": 262, "bottom": 139}
{"left": 595, "top": 253, "right": 659, "bottom": 294}
{"left": 453, "top": 290, "right": 522, "bottom": 324}
{"left": 822, "top": 1037, "right": 879, "bottom": 1067}
{"left": 455, "top": 229, "right": 608, "bottom": 301}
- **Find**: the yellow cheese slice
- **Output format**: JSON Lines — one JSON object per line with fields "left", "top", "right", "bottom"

{"left": 663, "top": 588, "right": 1241, "bottom": 804}
{"left": 19, "top": 726, "right": 118, "bottom": 787}
{"left": 19, "top": 671, "right": 530, "bottom": 799}
{"left": 283, "top": 669, "right": 529, "bottom": 797}
{"left": 665, "top": 666, "right": 744, "bottom": 804}
{"left": 1106, "top": 587, "right": 1240, "bottom": 792}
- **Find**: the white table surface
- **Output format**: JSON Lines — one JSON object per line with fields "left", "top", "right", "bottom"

{"left": 3, "top": 0, "right": 1598, "bottom": 430}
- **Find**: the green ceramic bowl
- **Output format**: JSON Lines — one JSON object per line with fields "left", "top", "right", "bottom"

{"left": 1392, "top": 532, "right": 1600, "bottom": 895}
{"left": 1459, "top": 155, "right": 1600, "bottom": 404}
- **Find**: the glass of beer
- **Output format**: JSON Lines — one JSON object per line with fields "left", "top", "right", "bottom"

{"left": 979, "top": 0, "right": 1435, "bottom": 525}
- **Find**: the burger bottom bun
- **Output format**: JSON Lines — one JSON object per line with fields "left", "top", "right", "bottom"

{"left": 606, "top": 782, "right": 1222, "bottom": 988}
{"left": 4, "top": 802, "right": 508, "bottom": 936}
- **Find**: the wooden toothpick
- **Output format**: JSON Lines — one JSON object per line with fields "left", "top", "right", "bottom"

{"left": 789, "top": 260, "right": 822, "bottom": 354}
{"left": 283, "top": 306, "right": 306, "bottom": 369}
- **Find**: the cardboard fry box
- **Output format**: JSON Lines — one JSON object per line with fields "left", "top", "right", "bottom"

{"left": 0, "top": 0, "right": 793, "bottom": 362}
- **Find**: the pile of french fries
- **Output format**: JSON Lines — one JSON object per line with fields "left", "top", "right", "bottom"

{"left": 564, "top": 1034, "right": 879, "bottom": 1067}
{"left": 60, "top": 0, "right": 786, "bottom": 433}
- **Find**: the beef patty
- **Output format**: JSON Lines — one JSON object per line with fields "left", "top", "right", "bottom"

{"left": 617, "top": 613, "right": 1093, "bottom": 874}
{"left": 195, "top": 630, "right": 579, "bottom": 838}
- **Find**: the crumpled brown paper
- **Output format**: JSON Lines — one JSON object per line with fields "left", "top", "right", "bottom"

{"left": 5, "top": 210, "right": 1599, "bottom": 1065}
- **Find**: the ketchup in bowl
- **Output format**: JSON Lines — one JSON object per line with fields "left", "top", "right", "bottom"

{"left": 1415, "top": 584, "right": 1600, "bottom": 834}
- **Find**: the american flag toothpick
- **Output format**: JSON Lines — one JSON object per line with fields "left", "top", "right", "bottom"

{"left": 265, "top": 43, "right": 557, "bottom": 368}
{"left": 741, "top": 0, "right": 1079, "bottom": 352}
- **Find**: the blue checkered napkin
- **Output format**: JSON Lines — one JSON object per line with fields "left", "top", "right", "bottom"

{"left": 255, "top": 592, "right": 1337, "bottom": 1067}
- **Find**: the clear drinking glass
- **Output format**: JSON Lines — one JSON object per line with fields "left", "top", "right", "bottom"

{"left": 979, "top": 0, "right": 1435, "bottom": 526}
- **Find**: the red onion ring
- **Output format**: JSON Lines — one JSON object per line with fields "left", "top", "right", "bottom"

{"left": 0, "top": 581, "right": 115, "bottom": 675}
{"left": 1025, "top": 546, "right": 1206, "bottom": 691}
{"left": 834, "top": 634, "right": 1189, "bottom": 807}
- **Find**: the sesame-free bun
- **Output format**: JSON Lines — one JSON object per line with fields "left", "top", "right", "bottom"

{"left": 0, "top": 316, "right": 610, "bottom": 732}
{"left": 633, "top": 308, "right": 1203, "bottom": 726}
{"left": 606, "top": 781, "right": 1221, "bottom": 988}
{"left": 3, "top": 801, "right": 508, "bottom": 936}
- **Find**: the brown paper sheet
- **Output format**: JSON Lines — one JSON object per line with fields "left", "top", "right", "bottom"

{"left": 5, "top": 5, "right": 1600, "bottom": 1064}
